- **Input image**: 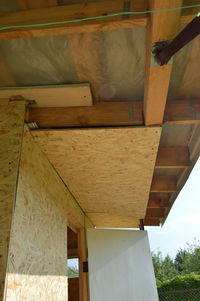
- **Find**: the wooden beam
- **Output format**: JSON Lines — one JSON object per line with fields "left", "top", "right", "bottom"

{"left": 164, "top": 99, "right": 200, "bottom": 124}
{"left": 144, "top": 218, "right": 160, "bottom": 226}
{"left": 68, "top": 248, "right": 79, "bottom": 258}
{"left": 155, "top": 146, "right": 190, "bottom": 168}
{"left": 144, "top": 0, "right": 183, "bottom": 125}
{"left": 0, "top": 1, "right": 196, "bottom": 40}
{"left": 78, "top": 228, "right": 89, "bottom": 301}
{"left": 28, "top": 101, "right": 143, "bottom": 127}
{"left": 146, "top": 208, "right": 165, "bottom": 218}
{"left": 0, "top": 1, "right": 147, "bottom": 40}
{"left": 151, "top": 176, "right": 177, "bottom": 192}
{"left": 28, "top": 99, "right": 200, "bottom": 128}
{"left": 148, "top": 193, "right": 171, "bottom": 208}
{"left": 17, "top": 0, "right": 57, "bottom": 9}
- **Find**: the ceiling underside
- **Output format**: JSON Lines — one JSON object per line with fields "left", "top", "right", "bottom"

{"left": 33, "top": 127, "right": 161, "bottom": 228}
{"left": 0, "top": 0, "right": 200, "bottom": 227}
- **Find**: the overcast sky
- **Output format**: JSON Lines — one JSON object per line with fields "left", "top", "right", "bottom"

{"left": 147, "top": 157, "right": 200, "bottom": 258}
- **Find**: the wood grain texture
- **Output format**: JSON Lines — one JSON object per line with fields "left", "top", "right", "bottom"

{"left": 151, "top": 176, "right": 177, "bottom": 192}
{"left": 4, "top": 126, "right": 82, "bottom": 300}
{"left": 155, "top": 147, "right": 190, "bottom": 168}
{"left": 144, "top": 0, "right": 183, "bottom": 125}
{"left": 0, "top": 84, "right": 93, "bottom": 107}
{"left": 0, "top": 0, "right": 147, "bottom": 40}
{"left": 29, "top": 101, "right": 143, "bottom": 127}
{"left": 0, "top": 100, "right": 25, "bottom": 301}
{"left": 32, "top": 127, "right": 161, "bottom": 227}
{"left": 17, "top": 0, "right": 57, "bottom": 10}
{"left": 78, "top": 228, "right": 89, "bottom": 301}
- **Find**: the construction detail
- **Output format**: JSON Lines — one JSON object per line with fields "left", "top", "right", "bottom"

{"left": 0, "top": 0, "right": 200, "bottom": 300}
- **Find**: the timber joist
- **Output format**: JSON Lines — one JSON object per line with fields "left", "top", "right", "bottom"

{"left": 28, "top": 100, "right": 200, "bottom": 128}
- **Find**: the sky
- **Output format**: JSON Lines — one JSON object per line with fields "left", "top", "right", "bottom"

{"left": 146, "top": 157, "right": 200, "bottom": 258}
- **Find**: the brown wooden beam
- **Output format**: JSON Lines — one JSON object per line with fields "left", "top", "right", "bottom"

{"left": 0, "top": 1, "right": 197, "bottom": 40}
{"left": 155, "top": 146, "right": 190, "bottom": 168}
{"left": 0, "top": 1, "right": 147, "bottom": 40}
{"left": 148, "top": 193, "right": 171, "bottom": 208}
{"left": 164, "top": 99, "right": 200, "bottom": 124}
{"left": 144, "top": 0, "right": 182, "bottom": 126}
{"left": 151, "top": 176, "right": 177, "bottom": 193}
{"left": 28, "top": 102, "right": 143, "bottom": 127}
{"left": 146, "top": 208, "right": 165, "bottom": 218}
{"left": 28, "top": 99, "right": 200, "bottom": 128}
{"left": 68, "top": 248, "right": 78, "bottom": 258}
{"left": 17, "top": 0, "right": 57, "bottom": 10}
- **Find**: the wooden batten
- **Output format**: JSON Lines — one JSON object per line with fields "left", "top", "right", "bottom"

{"left": 146, "top": 208, "right": 165, "bottom": 218}
{"left": 0, "top": 100, "right": 25, "bottom": 300}
{"left": 144, "top": 0, "right": 183, "bottom": 125}
{"left": 78, "top": 228, "right": 89, "bottom": 301}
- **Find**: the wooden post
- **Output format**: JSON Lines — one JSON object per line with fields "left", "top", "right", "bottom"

{"left": 0, "top": 100, "right": 25, "bottom": 300}
{"left": 78, "top": 227, "right": 89, "bottom": 301}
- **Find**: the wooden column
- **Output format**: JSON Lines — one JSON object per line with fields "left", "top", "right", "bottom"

{"left": 0, "top": 100, "right": 25, "bottom": 300}
{"left": 78, "top": 227, "right": 89, "bottom": 301}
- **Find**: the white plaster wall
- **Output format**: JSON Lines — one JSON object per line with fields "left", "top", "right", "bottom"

{"left": 87, "top": 229, "right": 158, "bottom": 301}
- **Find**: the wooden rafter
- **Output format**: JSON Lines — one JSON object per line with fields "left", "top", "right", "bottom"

{"left": 155, "top": 146, "right": 190, "bottom": 168}
{"left": 148, "top": 193, "right": 171, "bottom": 208}
{"left": 144, "top": 0, "right": 183, "bottom": 125}
{"left": 151, "top": 176, "right": 177, "bottom": 193}
{"left": 28, "top": 99, "right": 200, "bottom": 128}
{"left": 17, "top": 0, "right": 58, "bottom": 10}
{"left": 0, "top": 1, "right": 197, "bottom": 40}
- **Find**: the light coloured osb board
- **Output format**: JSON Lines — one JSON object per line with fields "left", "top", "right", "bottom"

{"left": 33, "top": 127, "right": 161, "bottom": 227}
{"left": 0, "top": 100, "right": 25, "bottom": 301}
{"left": 4, "top": 127, "right": 68, "bottom": 301}
{"left": 0, "top": 84, "right": 93, "bottom": 107}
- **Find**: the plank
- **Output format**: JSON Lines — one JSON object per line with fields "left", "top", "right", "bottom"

{"left": 28, "top": 99, "right": 200, "bottom": 128}
{"left": 147, "top": 193, "right": 171, "bottom": 208}
{"left": 155, "top": 146, "right": 190, "bottom": 168}
{"left": 0, "top": 84, "right": 93, "bottom": 107}
{"left": 29, "top": 102, "right": 143, "bottom": 127}
{"left": 151, "top": 176, "right": 177, "bottom": 193}
{"left": 144, "top": 0, "right": 183, "bottom": 125}
{"left": 144, "top": 218, "right": 160, "bottom": 226}
{"left": 0, "top": 0, "right": 147, "bottom": 40}
{"left": 0, "top": 100, "right": 25, "bottom": 300}
{"left": 32, "top": 127, "right": 161, "bottom": 228}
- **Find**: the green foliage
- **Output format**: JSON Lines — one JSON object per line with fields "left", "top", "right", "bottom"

{"left": 68, "top": 266, "right": 79, "bottom": 278}
{"left": 152, "top": 240, "right": 200, "bottom": 289}
{"left": 158, "top": 274, "right": 200, "bottom": 292}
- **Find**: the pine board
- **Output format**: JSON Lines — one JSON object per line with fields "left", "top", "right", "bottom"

{"left": 0, "top": 84, "right": 92, "bottom": 107}
{"left": 33, "top": 127, "right": 161, "bottom": 227}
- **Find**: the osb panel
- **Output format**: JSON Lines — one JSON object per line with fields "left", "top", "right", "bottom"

{"left": 0, "top": 100, "right": 25, "bottom": 300}
{"left": 4, "top": 127, "right": 68, "bottom": 301}
{"left": 87, "top": 213, "right": 140, "bottom": 228}
{"left": 33, "top": 127, "right": 161, "bottom": 227}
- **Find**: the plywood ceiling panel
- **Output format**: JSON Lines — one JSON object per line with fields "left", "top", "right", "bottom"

{"left": 0, "top": 84, "right": 92, "bottom": 107}
{"left": 33, "top": 127, "right": 161, "bottom": 227}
